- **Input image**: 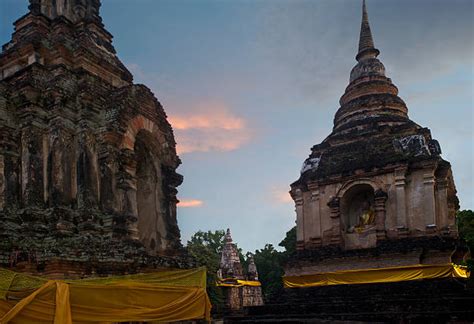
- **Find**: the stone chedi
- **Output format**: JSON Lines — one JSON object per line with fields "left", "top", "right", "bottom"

{"left": 287, "top": 1, "right": 459, "bottom": 276}
{"left": 0, "top": 0, "right": 185, "bottom": 275}
{"left": 218, "top": 229, "right": 245, "bottom": 280}
{"left": 218, "top": 229, "right": 263, "bottom": 310}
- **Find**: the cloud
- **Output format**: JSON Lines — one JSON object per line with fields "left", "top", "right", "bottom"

{"left": 270, "top": 187, "right": 293, "bottom": 204}
{"left": 169, "top": 113, "right": 244, "bottom": 131}
{"left": 168, "top": 102, "right": 252, "bottom": 154}
{"left": 178, "top": 199, "right": 204, "bottom": 208}
{"left": 124, "top": 63, "right": 254, "bottom": 155}
{"left": 175, "top": 128, "right": 251, "bottom": 155}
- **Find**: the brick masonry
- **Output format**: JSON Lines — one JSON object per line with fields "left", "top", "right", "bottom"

{"left": 0, "top": 0, "right": 192, "bottom": 277}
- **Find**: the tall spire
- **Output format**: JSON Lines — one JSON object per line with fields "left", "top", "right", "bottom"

{"left": 356, "top": 0, "right": 380, "bottom": 61}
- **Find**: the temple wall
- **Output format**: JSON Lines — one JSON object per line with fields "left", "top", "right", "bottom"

{"left": 225, "top": 287, "right": 242, "bottom": 311}
{"left": 319, "top": 187, "right": 335, "bottom": 244}
{"left": 385, "top": 174, "right": 398, "bottom": 229}
{"left": 223, "top": 286, "right": 264, "bottom": 311}
{"left": 284, "top": 252, "right": 423, "bottom": 276}
{"left": 242, "top": 286, "right": 264, "bottom": 308}
{"left": 405, "top": 169, "right": 430, "bottom": 231}
{"left": 0, "top": 68, "right": 183, "bottom": 262}
{"left": 296, "top": 164, "right": 456, "bottom": 250}
{"left": 0, "top": 0, "right": 193, "bottom": 276}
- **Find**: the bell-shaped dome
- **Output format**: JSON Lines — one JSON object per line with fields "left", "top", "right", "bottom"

{"left": 350, "top": 57, "right": 386, "bottom": 83}
{"left": 332, "top": 0, "right": 409, "bottom": 134}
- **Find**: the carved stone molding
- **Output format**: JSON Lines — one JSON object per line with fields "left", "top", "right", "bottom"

{"left": 374, "top": 189, "right": 388, "bottom": 240}
{"left": 327, "top": 197, "right": 341, "bottom": 245}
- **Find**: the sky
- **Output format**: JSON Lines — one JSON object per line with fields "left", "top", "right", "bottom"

{"left": 1, "top": 0, "right": 473, "bottom": 254}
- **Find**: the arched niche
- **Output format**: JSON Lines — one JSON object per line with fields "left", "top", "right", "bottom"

{"left": 134, "top": 129, "right": 167, "bottom": 254}
{"left": 340, "top": 184, "right": 375, "bottom": 231}
{"left": 115, "top": 114, "right": 181, "bottom": 255}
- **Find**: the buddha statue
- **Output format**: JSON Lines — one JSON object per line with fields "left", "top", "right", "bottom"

{"left": 355, "top": 201, "right": 375, "bottom": 233}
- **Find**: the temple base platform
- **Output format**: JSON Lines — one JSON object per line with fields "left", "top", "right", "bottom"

{"left": 225, "top": 278, "right": 474, "bottom": 323}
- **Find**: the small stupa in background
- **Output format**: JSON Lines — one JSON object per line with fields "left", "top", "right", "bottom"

{"left": 217, "top": 229, "right": 264, "bottom": 311}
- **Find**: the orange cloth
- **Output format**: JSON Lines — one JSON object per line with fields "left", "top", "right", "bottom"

{"left": 283, "top": 263, "right": 470, "bottom": 288}
{"left": 0, "top": 267, "right": 211, "bottom": 324}
{"left": 216, "top": 279, "right": 262, "bottom": 287}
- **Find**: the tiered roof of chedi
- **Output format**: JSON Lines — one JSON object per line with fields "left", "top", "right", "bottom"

{"left": 0, "top": 0, "right": 191, "bottom": 276}
{"left": 297, "top": 1, "right": 453, "bottom": 185}
{"left": 287, "top": 0, "right": 459, "bottom": 275}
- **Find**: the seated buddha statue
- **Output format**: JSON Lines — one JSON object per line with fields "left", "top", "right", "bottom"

{"left": 355, "top": 201, "right": 375, "bottom": 233}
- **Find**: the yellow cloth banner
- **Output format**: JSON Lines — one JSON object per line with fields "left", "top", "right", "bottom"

{"left": 283, "top": 263, "right": 470, "bottom": 288}
{"left": 216, "top": 279, "right": 262, "bottom": 288}
{"left": 0, "top": 267, "right": 211, "bottom": 323}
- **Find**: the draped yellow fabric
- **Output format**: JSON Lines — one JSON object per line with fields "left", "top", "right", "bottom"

{"left": 216, "top": 279, "right": 262, "bottom": 287}
{"left": 0, "top": 267, "right": 211, "bottom": 323}
{"left": 283, "top": 263, "right": 470, "bottom": 288}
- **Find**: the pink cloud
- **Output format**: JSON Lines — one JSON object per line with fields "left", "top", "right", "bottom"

{"left": 270, "top": 187, "right": 293, "bottom": 204}
{"left": 168, "top": 102, "right": 252, "bottom": 154}
{"left": 169, "top": 113, "right": 244, "bottom": 131}
{"left": 178, "top": 199, "right": 204, "bottom": 208}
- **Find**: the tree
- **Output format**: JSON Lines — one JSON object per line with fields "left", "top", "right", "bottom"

{"left": 279, "top": 226, "right": 296, "bottom": 256}
{"left": 457, "top": 210, "right": 474, "bottom": 273}
{"left": 187, "top": 226, "right": 297, "bottom": 304}
{"left": 187, "top": 230, "right": 226, "bottom": 306}
{"left": 251, "top": 226, "right": 297, "bottom": 302}
{"left": 186, "top": 229, "right": 247, "bottom": 306}
{"left": 251, "top": 244, "right": 285, "bottom": 301}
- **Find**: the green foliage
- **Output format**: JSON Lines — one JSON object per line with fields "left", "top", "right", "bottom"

{"left": 187, "top": 226, "right": 297, "bottom": 304}
{"left": 186, "top": 229, "right": 247, "bottom": 307}
{"left": 251, "top": 244, "right": 285, "bottom": 301}
{"left": 251, "top": 226, "right": 296, "bottom": 302}
{"left": 187, "top": 230, "right": 225, "bottom": 306}
{"left": 279, "top": 226, "right": 296, "bottom": 256}
{"left": 457, "top": 210, "right": 474, "bottom": 272}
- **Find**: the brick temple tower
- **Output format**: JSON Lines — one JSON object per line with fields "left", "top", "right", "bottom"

{"left": 286, "top": 0, "right": 459, "bottom": 276}
{"left": 0, "top": 0, "right": 187, "bottom": 276}
{"left": 217, "top": 229, "right": 264, "bottom": 311}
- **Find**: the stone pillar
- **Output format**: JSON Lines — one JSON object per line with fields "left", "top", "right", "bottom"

{"left": 225, "top": 287, "right": 243, "bottom": 311}
{"left": 374, "top": 189, "right": 388, "bottom": 240}
{"left": 48, "top": 128, "right": 75, "bottom": 206}
{"left": 303, "top": 194, "right": 313, "bottom": 247}
{"left": 122, "top": 179, "right": 138, "bottom": 240}
{"left": 0, "top": 155, "right": 4, "bottom": 211}
{"left": 76, "top": 132, "right": 99, "bottom": 209}
{"left": 327, "top": 197, "right": 341, "bottom": 245}
{"left": 293, "top": 189, "right": 305, "bottom": 250}
{"left": 435, "top": 178, "right": 449, "bottom": 232}
{"left": 308, "top": 182, "right": 321, "bottom": 247}
{"left": 20, "top": 127, "right": 45, "bottom": 207}
{"left": 117, "top": 149, "right": 139, "bottom": 240}
{"left": 3, "top": 154, "right": 19, "bottom": 208}
{"left": 99, "top": 146, "right": 119, "bottom": 212}
{"left": 162, "top": 165, "right": 184, "bottom": 252}
{"left": 423, "top": 168, "right": 437, "bottom": 233}
{"left": 394, "top": 167, "right": 407, "bottom": 234}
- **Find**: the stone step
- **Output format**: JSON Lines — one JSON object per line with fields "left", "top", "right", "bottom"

{"left": 244, "top": 298, "right": 474, "bottom": 317}
{"left": 226, "top": 309, "right": 474, "bottom": 323}
{"left": 224, "top": 279, "right": 474, "bottom": 322}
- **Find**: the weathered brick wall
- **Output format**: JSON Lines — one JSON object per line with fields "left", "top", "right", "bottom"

{"left": 0, "top": 1, "right": 189, "bottom": 276}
